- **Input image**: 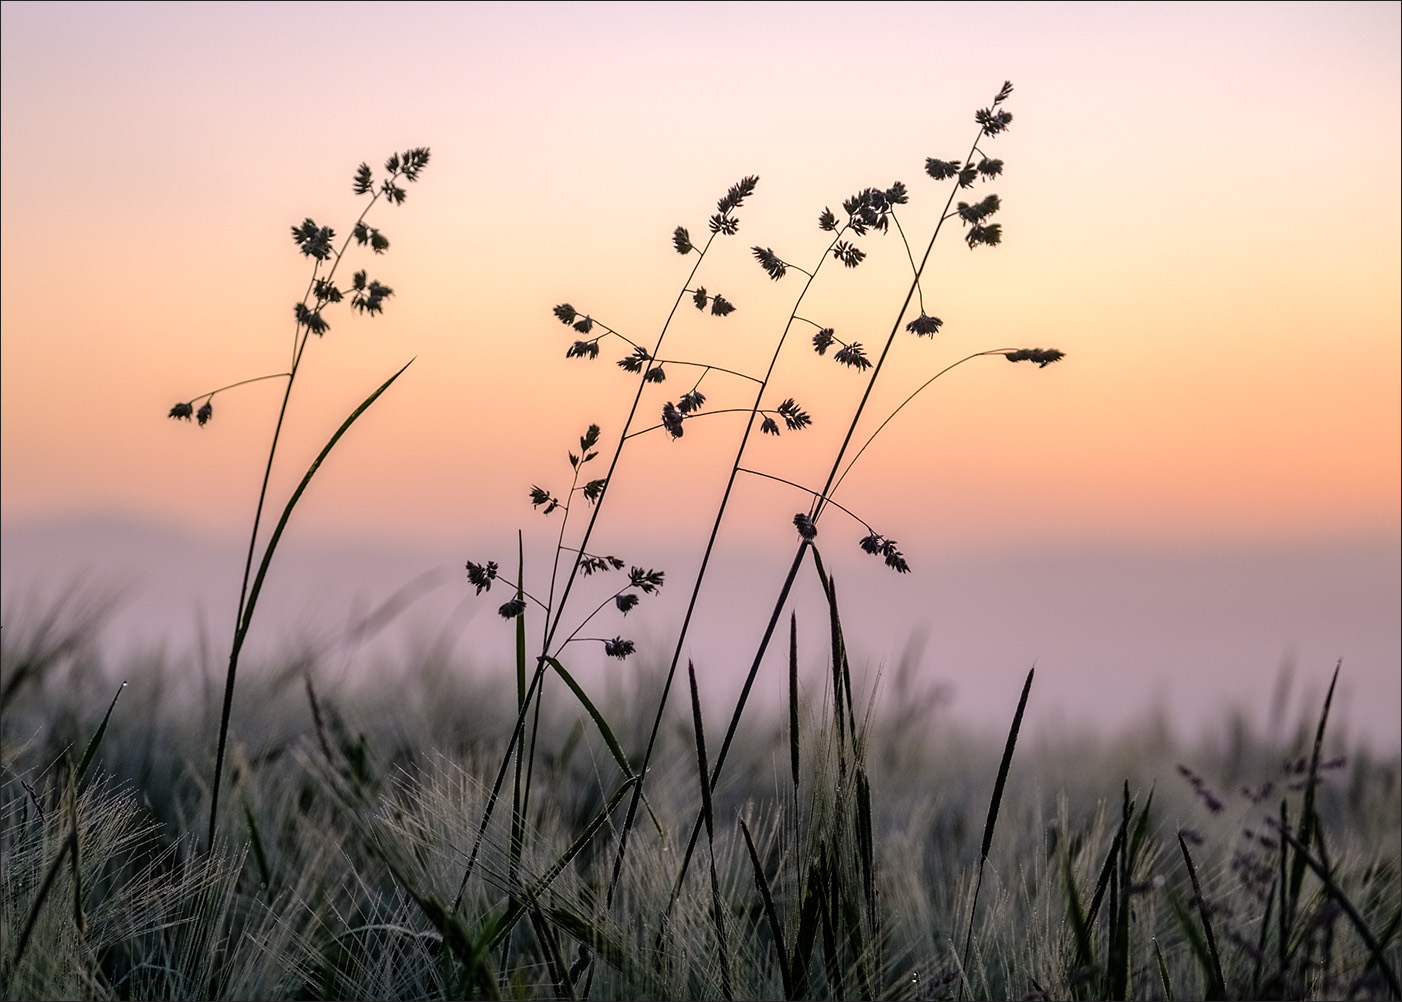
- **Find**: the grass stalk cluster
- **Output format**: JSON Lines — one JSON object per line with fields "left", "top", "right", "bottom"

{"left": 2, "top": 84, "right": 1397, "bottom": 1000}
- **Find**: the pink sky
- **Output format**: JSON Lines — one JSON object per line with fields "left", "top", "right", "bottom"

{"left": 2, "top": 3, "right": 1398, "bottom": 744}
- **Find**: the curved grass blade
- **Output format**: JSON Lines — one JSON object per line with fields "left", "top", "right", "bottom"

{"left": 453, "top": 647, "right": 651, "bottom": 907}
{"left": 544, "top": 656, "right": 632, "bottom": 780}
{"left": 822, "top": 564, "right": 848, "bottom": 766}
{"left": 1288, "top": 659, "right": 1339, "bottom": 919}
{"left": 962, "top": 666, "right": 1034, "bottom": 986}
{"left": 1176, "top": 831, "right": 1227, "bottom": 1000}
{"left": 76, "top": 680, "right": 126, "bottom": 783}
{"left": 1153, "top": 937, "right": 1176, "bottom": 1001}
{"left": 208, "top": 358, "right": 414, "bottom": 848}
{"left": 242, "top": 798, "right": 273, "bottom": 900}
{"left": 236, "top": 358, "right": 415, "bottom": 643}
{"left": 740, "top": 817, "right": 795, "bottom": 1000}
{"left": 1087, "top": 823, "right": 1125, "bottom": 931}
{"left": 811, "top": 548, "right": 858, "bottom": 758}
{"left": 1276, "top": 825, "right": 1402, "bottom": 998}
{"left": 1063, "top": 853, "right": 1095, "bottom": 976}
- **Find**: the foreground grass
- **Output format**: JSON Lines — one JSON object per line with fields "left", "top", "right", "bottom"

{"left": 2, "top": 611, "right": 1397, "bottom": 1000}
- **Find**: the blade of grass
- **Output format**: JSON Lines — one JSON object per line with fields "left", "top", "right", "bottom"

{"left": 1177, "top": 831, "right": 1227, "bottom": 1000}
{"left": 1128, "top": 785, "right": 1155, "bottom": 871}
{"left": 208, "top": 358, "right": 414, "bottom": 848}
{"left": 511, "top": 535, "right": 528, "bottom": 890}
{"left": 791, "top": 851, "right": 822, "bottom": 1001}
{"left": 454, "top": 659, "right": 550, "bottom": 908}
{"left": 1278, "top": 798, "right": 1290, "bottom": 972}
{"left": 1275, "top": 825, "right": 1402, "bottom": 998}
{"left": 75, "top": 680, "right": 126, "bottom": 783}
{"left": 816, "top": 847, "right": 843, "bottom": 997}
{"left": 407, "top": 779, "right": 643, "bottom": 998}
{"left": 1288, "top": 659, "right": 1339, "bottom": 923}
{"left": 1087, "top": 823, "right": 1125, "bottom": 931}
{"left": 409, "top": 891, "right": 500, "bottom": 1000}
{"left": 452, "top": 646, "right": 654, "bottom": 910}
{"left": 1108, "top": 783, "right": 1132, "bottom": 1001}
{"left": 534, "top": 903, "right": 634, "bottom": 989}
{"left": 242, "top": 798, "right": 273, "bottom": 900}
{"left": 740, "top": 817, "right": 795, "bottom": 1000}
{"left": 1153, "top": 937, "right": 1176, "bottom": 1001}
{"left": 820, "top": 562, "right": 848, "bottom": 770}
{"left": 811, "top": 549, "right": 859, "bottom": 758}
{"left": 838, "top": 852, "right": 875, "bottom": 1001}
{"left": 961, "top": 666, "right": 1034, "bottom": 990}
{"left": 543, "top": 657, "right": 632, "bottom": 781}
{"left": 1063, "top": 853, "right": 1096, "bottom": 983}
{"left": 855, "top": 765, "right": 876, "bottom": 925}
{"left": 789, "top": 612, "right": 800, "bottom": 796}
{"left": 66, "top": 769, "right": 85, "bottom": 938}
{"left": 687, "top": 659, "right": 734, "bottom": 1000}
{"left": 524, "top": 894, "right": 575, "bottom": 1000}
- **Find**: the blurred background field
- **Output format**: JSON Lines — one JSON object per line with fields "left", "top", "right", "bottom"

{"left": 4, "top": 516, "right": 1397, "bottom": 752}
{"left": 2, "top": 591, "right": 1398, "bottom": 999}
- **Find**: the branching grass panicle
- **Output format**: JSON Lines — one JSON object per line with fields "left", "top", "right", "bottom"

{"left": 2, "top": 84, "right": 1395, "bottom": 1002}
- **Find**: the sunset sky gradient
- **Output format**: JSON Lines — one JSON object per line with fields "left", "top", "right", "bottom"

{"left": 3, "top": 2, "right": 1398, "bottom": 743}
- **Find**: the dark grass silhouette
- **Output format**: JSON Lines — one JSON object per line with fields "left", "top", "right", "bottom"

{"left": 3, "top": 84, "right": 1397, "bottom": 1000}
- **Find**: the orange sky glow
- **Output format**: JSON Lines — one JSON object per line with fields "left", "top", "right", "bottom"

{"left": 4, "top": 2, "right": 1397, "bottom": 551}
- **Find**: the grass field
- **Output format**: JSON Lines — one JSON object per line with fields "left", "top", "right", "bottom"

{"left": 5, "top": 83, "right": 1398, "bottom": 1000}
{"left": 2, "top": 604, "right": 1397, "bottom": 1000}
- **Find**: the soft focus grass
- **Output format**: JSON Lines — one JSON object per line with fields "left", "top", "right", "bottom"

{"left": 2, "top": 601, "right": 1397, "bottom": 1000}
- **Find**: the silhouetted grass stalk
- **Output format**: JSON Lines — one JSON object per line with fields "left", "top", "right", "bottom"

{"left": 960, "top": 666, "right": 1033, "bottom": 998}
{"left": 165, "top": 150, "right": 431, "bottom": 847}
{"left": 654, "top": 80, "right": 1041, "bottom": 905}
{"left": 455, "top": 190, "right": 759, "bottom": 906}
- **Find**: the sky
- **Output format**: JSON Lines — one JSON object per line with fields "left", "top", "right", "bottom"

{"left": 2, "top": 2, "right": 1399, "bottom": 746}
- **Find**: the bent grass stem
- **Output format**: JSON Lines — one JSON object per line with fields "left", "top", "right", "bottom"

{"left": 204, "top": 152, "right": 429, "bottom": 848}
{"left": 453, "top": 217, "right": 744, "bottom": 908}
{"left": 605, "top": 227, "right": 845, "bottom": 907}
{"left": 656, "top": 88, "right": 1014, "bottom": 899}
{"left": 828, "top": 348, "right": 1015, "bottom": 500}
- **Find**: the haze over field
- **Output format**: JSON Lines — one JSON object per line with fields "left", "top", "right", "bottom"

{"left": 2, "top": 3, "right": 1398, "bottom": 745}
